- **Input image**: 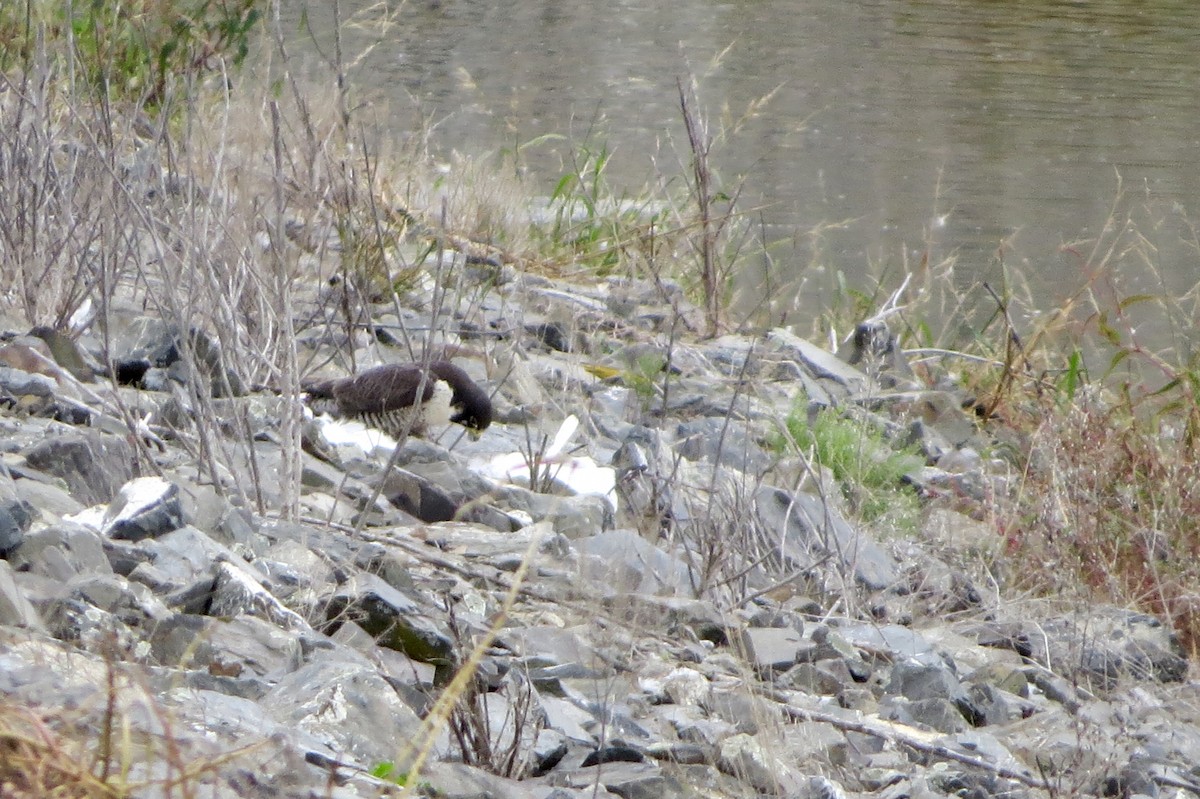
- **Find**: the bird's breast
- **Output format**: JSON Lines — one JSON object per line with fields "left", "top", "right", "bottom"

{"left": 355, "top": 379, "right": 454, "bottom": 438}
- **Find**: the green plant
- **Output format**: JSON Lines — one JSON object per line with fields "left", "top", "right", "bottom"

{"left": 626, "top": 352, "right": 667, "bottom": 404}
{"left": 1057, "top": 347, "right": 1086, "bottom": 405}
{"left": 526, "top": 134, "right": 666, "bottom": 276}
{"left": 369, "top": 762, "right": 411, "bottom": 787}
{"left": 778, "top": 406, "right": 924, "bottom": 529}
{"left": 0, "top": 0, "right": 264, "bottom": 106}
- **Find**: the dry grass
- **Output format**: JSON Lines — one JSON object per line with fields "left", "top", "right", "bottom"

{"left": 0, "top": 701, "right": 124, "bottom": 799}
{"left": 887, "top": 181, "right": 1200, "bottom": 658}
{"left": 2, "top": 6, "right": 1200, "bottom": 799}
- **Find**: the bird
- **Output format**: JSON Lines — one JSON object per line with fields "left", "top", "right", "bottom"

{"left": 302, "top": 360, "right": 492, "bottom": 439}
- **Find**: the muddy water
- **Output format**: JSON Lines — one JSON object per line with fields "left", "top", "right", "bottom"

{"left": 292, "top": 0, "right": 1200, "bottom": 342}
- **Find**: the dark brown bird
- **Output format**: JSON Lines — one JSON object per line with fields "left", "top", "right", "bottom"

{"left": 303, "top": 361, "right": 492, "bottom": 439}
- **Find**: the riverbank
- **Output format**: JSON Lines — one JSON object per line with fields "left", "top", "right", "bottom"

{"left": 2, "top": 5, "right": 1200, "bottom": 798}
{"left": 1, "top": 232, "right": 1196, "bottom": 799}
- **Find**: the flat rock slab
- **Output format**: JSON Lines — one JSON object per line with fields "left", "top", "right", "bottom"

{"left": 756, "top": 486, "right": 900, "bottom": 591}
{"left": 740, "top": 627, "right": 810, "bottom": 675}
{"left": 23, "top": 432, "right": 134, "bottom": 505}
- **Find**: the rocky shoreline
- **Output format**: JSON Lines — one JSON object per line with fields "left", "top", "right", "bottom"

{"left": 0, "top": 254, "right": 1195, "bottom": 799}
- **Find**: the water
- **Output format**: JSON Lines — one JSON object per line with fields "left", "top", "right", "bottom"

{"left": 291, "top": 0, "right": 1200, "bottom": 343}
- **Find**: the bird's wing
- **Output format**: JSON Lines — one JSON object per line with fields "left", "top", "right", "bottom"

{"left": 332, "top": 364, "right": 437, "bottom": 414}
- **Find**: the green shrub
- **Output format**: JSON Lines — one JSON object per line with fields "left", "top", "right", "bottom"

{"left": 779, "top": 406, "right": 924, "bottom": 530}
{"left": 0, "top": 0, "right": 264, "bottom": 106}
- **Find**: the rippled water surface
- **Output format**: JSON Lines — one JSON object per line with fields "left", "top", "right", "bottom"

{"left": 292, "top": 0, "right": 1200, "bottom": 334}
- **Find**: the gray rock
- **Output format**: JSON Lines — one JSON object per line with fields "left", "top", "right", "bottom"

{"left": 0, "top": 460, "right": 16, "bottom": 501}
{"left": 808, "top": 626, "right": 870, "bottom": 673}
{"left": 0, "top": 498, "right": 34, "bottom": 554}
{"left": 779, "top": 719, "right": 852, "bottom": 766}
{"left": 755, "top": 486, "right": 900, "bottom": 590}
{"left": 157, "top": 687, "right": 355, "bottom": 795}
{"left": 103, "top": 476, "right": 185, "bottom": 540}
{"left": 67, "top": 572, "right": 170, "bottom": 621}
{"left": 967, "top": 682, "right": 1024, "bottom": 726}
{"left": 888, "top": 658, "right": 967, "bottom": 703}
{"left": 323, "top": 572, "right": 455, "bottom": 666}
{"left": 602, "top": 595, "right": 733, "bottom": 646}
{"left": 421, "top": 761, "right": 544, "bottom": 799}
{"left": 264, "top": 659, "right": 424, "bottom": 769}
{"left": 150, "top": 614, "right": 303, "bottom": 678}
{"left": 378, "top": 465, "right": 516, "bottom": 530}
{"left": 23, "top": 431, "right": 135, "bottom": 505}
{"left": 779, "top": 660, "right": 853, "bottom": 695}
{"left": 966, "top": 661, "right": 1029, "bottom": 697}
{"left": 883, "top": 695, "right": 970, "bottom": 733}
{"left": 671, "top": 714, "right": 735, "bottom": 750}
{"left": 538, "top": 695, "right": 602, "bottom": 744}
{"left": 795, "top": 775, "right": 851, "bottom": 799}
{"left": 740, "top": 627, "right": 808, "bottom": 676}
{"left": 256, "top": 539, "right": 336, "bottom": 604}
{"left": 1024, "top": 666, "right": 1086, "bottom": 713}
{"left": 209, "top": 560, "right": 308, "bottom": 630}
{"left": 10, "top": 522, "right": 111, "bottom": 580}
{"left": 182, "top": 484, "right": 265, "bottom": 555}
{"left": 576, "top": 529, "right": 695, "bottom": 595}
{"left": 352, "top": 540, "right": 421, "bottom": 593}
{"left": 767, "top": 328, "right": 869, "bottom": 395}
{"left": 116, "top": 318, "right": 245, "bottom": 397}
{"left": 932, "top": 732, "right": 1030, "bottom": 788}
{"left": 504, "top": 625, "right": 601, "bottom": 674}
{"left": 127, "top": 525, "right": 252, "bottom": 602}
{"left": 0, "top": 365, "right": 56, "bottom": 399}
{"left": 102, "top": 536, "right": 154, "bottom": 577}
{"left": 0, "top": 560, "right": 44, "bottom": 629}
{"left": 532, "top": 728, "right": 571, "bottom": 774}
{"left": 497, "top": 485, "right": 612, "bottom": 537}
{"left": 559, "top": 761, "right": 682, "bottom": 799}
{"left": 260, "top": 519, "right": 369, "bottom": 567}
{"left": 1038, "top": 607, "right": 1189, "bottom": 687}
{"left": 675, "top": 417, "right": 770, "bottom": 474}
{"left": 12, "top": 475, "right": 85, "bottom": 518}
{"left": 704, "top": 689, "right": 769, "bottom": 735}
{"left": 654, "top": 666, "right": 710, "bottom": 707}
{"left": 888, "top": 659, "right": 982, "bottom": 727}
{"left": 41, "top": 573, "right": 167, "bottom": 650}
{"left": 717, "top": 732, "right": 807, "bottom": 794}
{"left": 839, "top": 623, "right": 943, "bottom": 667}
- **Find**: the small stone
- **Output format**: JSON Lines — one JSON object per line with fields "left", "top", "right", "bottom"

{"left": 0, "top": 498, "right": 35, "bottom": 554}
{"left": 0, "top": 560, "right": 43, "bottom": 629}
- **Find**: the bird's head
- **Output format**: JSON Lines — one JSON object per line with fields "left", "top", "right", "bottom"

{"left": 450, "top": 392, "right": 492, "bottom": 438}
{"left": 434, "top": 361, "right": 493, "bottom": 437}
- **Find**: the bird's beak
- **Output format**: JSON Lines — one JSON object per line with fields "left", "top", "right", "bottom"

{"left": 468, "top": 428, "right": 483, "bottom": 441}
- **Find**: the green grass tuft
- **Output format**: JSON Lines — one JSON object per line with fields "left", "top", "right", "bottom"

{"left": 777, "top": 406, "right": 924, "bottom": 531}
